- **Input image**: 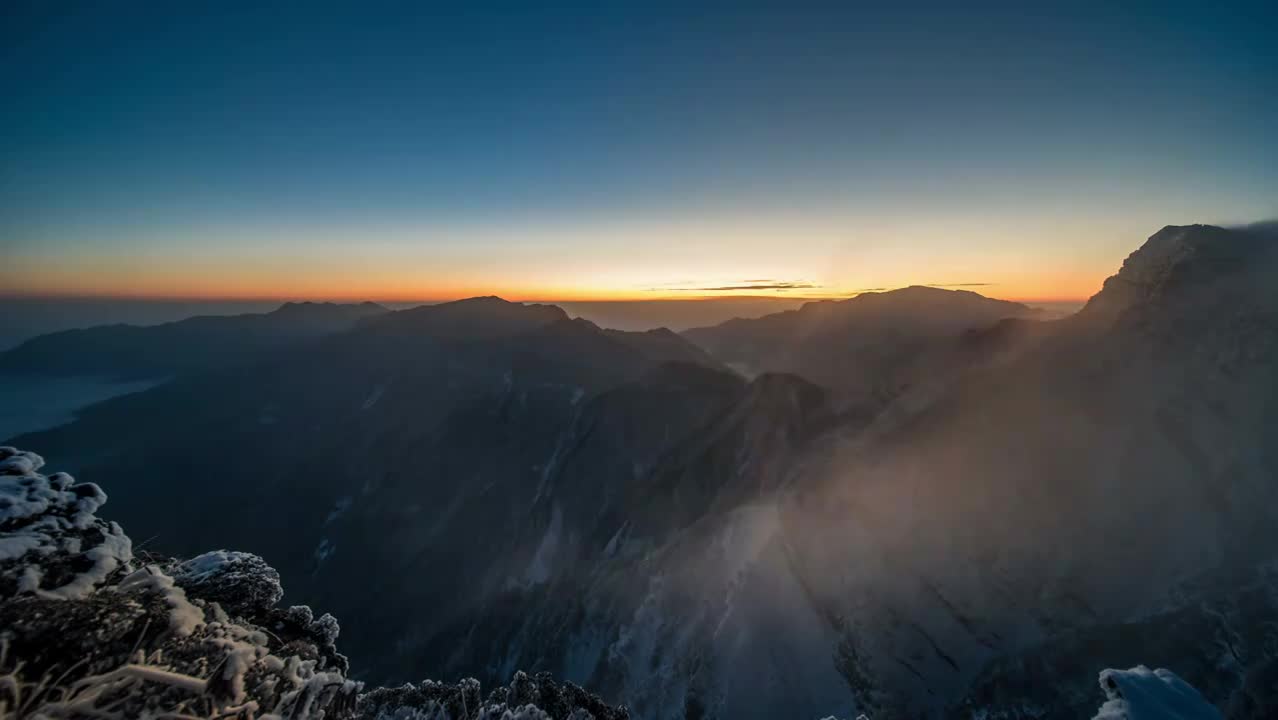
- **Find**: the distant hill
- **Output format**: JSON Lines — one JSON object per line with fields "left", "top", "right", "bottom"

{"left": 0, "top": 301, "right": 389, "bottom": 380}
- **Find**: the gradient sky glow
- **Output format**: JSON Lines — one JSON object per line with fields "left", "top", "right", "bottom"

{"left": 2, "top": 1, "right": 1275, "bottom": 303}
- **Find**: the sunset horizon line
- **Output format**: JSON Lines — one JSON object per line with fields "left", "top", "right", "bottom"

{"left": 0, "top": 286, "right": 1097, "bottom": 306}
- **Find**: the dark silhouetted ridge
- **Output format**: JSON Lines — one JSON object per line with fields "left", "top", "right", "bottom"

{"left": 0, "top": 301, "right": 389, "bottom": 380}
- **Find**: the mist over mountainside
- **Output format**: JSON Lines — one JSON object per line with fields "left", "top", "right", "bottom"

{"left": 0, "top": 301, "right": 389, "bottom": 380}
{"left": 4, "top": 224, "right": 1278, "bottom": 718}
{"left": 757, "top": 223, "right": 1278, "bottom": 716}
{"left": 682, "top": 288, "right": 1042, "bottom": 406}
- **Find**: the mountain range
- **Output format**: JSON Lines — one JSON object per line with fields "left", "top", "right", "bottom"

{"left": 5, "top": 223, "right": 1277, "bottom": 719}
{"left": 0, "top": 300, "right": 388, "bottom": 380}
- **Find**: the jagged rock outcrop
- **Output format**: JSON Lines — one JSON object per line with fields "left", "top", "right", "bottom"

{"left": 171, "top": 550, "right": 286, "bottom": 616}
{"left": 1078, "top": 224, "right": 1278, "bottom": 326}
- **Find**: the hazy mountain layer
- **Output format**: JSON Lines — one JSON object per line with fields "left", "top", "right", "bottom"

{"left": 682, "top": 286, "right": 1041, "bottom": 407}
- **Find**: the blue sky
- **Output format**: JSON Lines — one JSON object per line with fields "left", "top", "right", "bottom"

{"left": 2, "top": 1, "right": 1275, "bottom": 300}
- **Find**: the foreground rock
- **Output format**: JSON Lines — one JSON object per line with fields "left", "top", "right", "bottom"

{"left": 0, "top": 446, "right": 627, "bottom": 719}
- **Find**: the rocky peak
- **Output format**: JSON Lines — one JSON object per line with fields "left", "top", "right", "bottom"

{"left": 1081, "top": 223, "right": 1275, "bottom": 322}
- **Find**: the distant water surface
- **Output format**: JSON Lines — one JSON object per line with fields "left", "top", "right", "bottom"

{"left": 0, "top": 374, "right": 162, "bottom": 442}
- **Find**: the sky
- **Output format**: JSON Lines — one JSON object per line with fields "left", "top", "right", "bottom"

{"left": 2, "top": 1, "right": 1275, "bottom": 303}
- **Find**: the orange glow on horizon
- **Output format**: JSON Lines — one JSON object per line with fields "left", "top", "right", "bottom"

{"left": 0, "top": 210, "right": 1153, "bottom": 310}
{"left": 0, "top": 279, "right": 1104, "bottom": 306}
{"left": 0, "top": 231, "right": 1109, "bottom": 306}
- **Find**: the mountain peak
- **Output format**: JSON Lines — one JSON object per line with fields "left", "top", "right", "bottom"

{"left": 858, "top": 283, "right": 1023, "bottom": 306}
{"left": 363, "top": 296, "right": 570, "bottom": 341}
{"left": 788, "top": 285, "right": 1030, "bottom": 324}
{"left": 451, "top": 294, "right": 510, "bottom": 305}
{"left": 273, "top": 300, "right": 313, "bottom": 314}
{"left": 1081, "top": 223, "right": 1276, "bottom": 320}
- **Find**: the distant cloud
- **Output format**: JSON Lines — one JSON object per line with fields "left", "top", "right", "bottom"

{"left": 646, "top": 279, "right": 821, "bottom": 292}
{"left": 1232, "top": 219, "right": 1278, "bottom": 236}
{"left": 646, "top": 280, "right": 702, "bottom": 288}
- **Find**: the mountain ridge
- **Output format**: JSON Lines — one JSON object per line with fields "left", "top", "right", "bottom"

{"left": 0, "top": 300, "right": 390, "bottom": 380}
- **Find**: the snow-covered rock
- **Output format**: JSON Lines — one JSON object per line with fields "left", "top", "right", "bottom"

{"left": 1092, "top": 666, "right": 1221, "bottom": 720}
{"left": 0, "top": 446, "right": 132, "bottom": 600}
{"left": 172, "top": 549, "right": 285, "bottom": 615}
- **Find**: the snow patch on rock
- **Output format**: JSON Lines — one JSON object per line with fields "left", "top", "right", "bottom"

{"left": 1092, "top": 666, "right": 1221, "bottom": 720}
